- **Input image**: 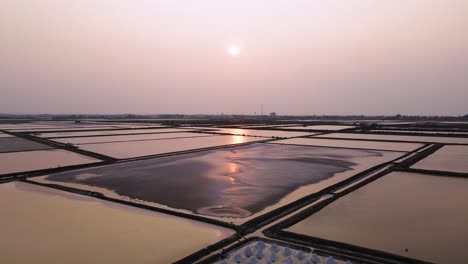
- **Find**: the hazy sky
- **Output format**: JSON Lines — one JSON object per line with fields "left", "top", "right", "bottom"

{"left": 1, "top": 0, "right": 467, "bottom": 115}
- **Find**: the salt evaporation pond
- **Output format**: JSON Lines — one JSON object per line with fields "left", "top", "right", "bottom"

{"left": 280, "top": 125, "right": 355, "bottom": 131}
{"left": 4, "top": 126, "right": 133, "bottom": 132}
{"left": 286, "top": 171, "right": 468, "bottom": 264}
{"left": 37, "top": 128, "right": 184, "bottom": 138}
{"left": 370, "top": 130, "right": 468, "bottom": 136}
{"left": 50, "top": 132, "right": 214, "bottom": 145}
{"left": 0, "top": 132, "right": 14, "bottom": 138}
{"left": 37, "top": 144, "right": 400, "bottom": 223}
{"left": 0, "top": 149, "right": 99, "bottom": 175}
{"left": 209, "top": 128, "right": 314, "bottom": 138}
{"left": 411, "top": 145, "right": 468, "bottom": 173}
{"left": 317, "top": 133, "right": 468, "bottom": 144}
{"left": 272, "top": 137, "right": 421, "bottom": 152}
{"left": 210, "top": 239, "right": 352, "bottom": 264}
{"left": 75, "top": 135, "right": 262, "bottom": 159}
{"left": 0, "top": 137, "right": 54, "bottom": 153}
{"left": 0, "top": 182, "right": 233, "bottom": 264}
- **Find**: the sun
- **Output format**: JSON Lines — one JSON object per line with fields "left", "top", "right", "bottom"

{"left": 228, "top": 45, "right": 240, "bottom": 57}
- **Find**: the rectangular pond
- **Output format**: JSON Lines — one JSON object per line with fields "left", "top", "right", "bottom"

{"left": 317, "top": 133, "right": 468, "bottom": 144}
{"left": 280, "top": 125, "right": 355, "bottom": 131}
{"left": 0, "top": 133, "right": 14, "bottom": 138}
{"left": 75, "top": 135, "right": 262, "bottom": 159}
{"left": 0, "top": 137, "right": 54, "bottom": 153}
{"left": 411, "top": 145, "right": 468, "bottom": 173}
{"left": 0, "top": 149, "right": 99, "bottom": 175}
{"left": 210, "top": 128, "right": 314, "bottom": 138}
{"left": 285, "top": 171, "right": 468, "bottom": 264}
{"left": 35, "top": 143, "right": 401, "bottom": 223}
{"left": 370, "top": 130, "right": 468, "bottom": 136}
{"left": 35, "top": 128, "right": 184, "bottom": 138}
{"left": 271, "top": 138, "right": 422, "bottom": 152}
{"left": 50, "top": 132, "right": 215, "bottom": 145}
{"left": 0, "top": 182, "right": 234, "bottom": 264}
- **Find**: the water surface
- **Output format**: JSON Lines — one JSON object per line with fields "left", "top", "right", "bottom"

{"left": 287, "top": 172, "right": 468, "bottom": 263}
{"left": 52, "top": 132, "right": 214, "bottom": 145}
{"left": 0, "top": 149, "right": 99, "bottom": 175}
{"left": 42, "top": 144, "right": 385, "bottom": 219}
{"left": 412, "top": 145, "right": 468, "bottom": 173}
{"left": 317, "top": 133, "right": 468, "bottom": 144}
{"left": 0, "top": 137, "right": 53, "bottom": 153}
{"left": 0, "top": 182, "right": 233, "bottom": 264}
{"left": 76, "top": 135, "right": 261, "bottom": 159}
{"left": 273, "top": 138, "right": 421, "bottom": 152}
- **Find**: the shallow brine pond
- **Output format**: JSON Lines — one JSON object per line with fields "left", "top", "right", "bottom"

{"left": 51, "top": 132, "right": 214, "bottom": 145}
{"left": 74, "top": 135, "right": 262, "bottom": 159}
{"left": 317, "top": 133, "right": 468, "bottom": 144}
{"left": 0, "top": 182, "right": 233, "bottom": 264}
{"left": 0, "top": 149, "right": 99, "bottom": 175}
{"left": 272, "top": 137, "right": 422, "bottom": 152}
{"left": 286, "top": 171, "right": 468, "bottom": 263}
{"left": 411, "top": 145, "right": 468, "bottom": 174}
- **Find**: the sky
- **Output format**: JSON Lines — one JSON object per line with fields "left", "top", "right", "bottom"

{"left": 1, "top": 0, "right": 467, "bottom": 115}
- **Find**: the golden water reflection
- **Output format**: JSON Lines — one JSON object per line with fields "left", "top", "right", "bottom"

{"left": 230, "top": 135, "right": 247, "bottom": 144}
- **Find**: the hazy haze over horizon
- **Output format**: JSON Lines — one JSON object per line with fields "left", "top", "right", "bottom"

{"left": 1, "top": 1, "right": 467, "bottom": 115}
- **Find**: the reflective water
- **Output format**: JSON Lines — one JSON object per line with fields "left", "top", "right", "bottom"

{"left": 211, "top": 128, "right": 314, "bottom": 138}
{"left": 0, "top": 182, "right": 233, "bottom": 264}
{"left": 0, "top": 137, "right": 53, "bottom": 153}
{"left": 272, "top": 138, "right": 421, "bottom": 152}
{"left": 370, "top": 130, "right": 468, "bottom": 135}
{"left": 37, "top": 128, "right": 182, "bottom": 138}
{"left": 287, "top": 172, "right": 468, "bottom": 264}
{"left": 281, "top": 125, "right": 355, "bottom": 131}
{"left": 51, "top": 132, "right": 214, "bottom": 145}
{"left": 76, "top": 135, "right": 261, "bottom": 159}
{"left": 412, "top": 145, "right": 468, "bottom": 173}
{"left": 39, "top": 144, "right": 399, "bottom": 222}
{"left": 0, "top": 132, "right": 14, "bottom": 138}
{"left": 317, "top": 133, "right": 468, "bottom": 144}
{"left": 0, "top": 149, "right": 99, "bottom": 175}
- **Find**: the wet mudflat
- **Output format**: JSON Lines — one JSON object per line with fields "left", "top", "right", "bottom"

{"left": 40, "top": 144, "right": 389, "bottom": 220}
{"left": 286, "top": 171, "right": 468, "bottom": 264}
{"left": 0, "top": 182, "right": 233, "bottom": 264}
{"left": 0, "top": 137, "right": 54, "bottom": 153}
{"left": 411, "top": 145, "right": 468, "bottom": 173}
{"left": 0, "top": 149, "right": 99, "bottom": 175}
{"left": 272, "top": 137, "right": 421, "bottom": 152}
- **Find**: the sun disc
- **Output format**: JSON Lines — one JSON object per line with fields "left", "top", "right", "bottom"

{"left": 228, "top": 46, "right": 240, "bottom": 56}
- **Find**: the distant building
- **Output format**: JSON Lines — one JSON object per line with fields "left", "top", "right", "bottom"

{"left": 270, "top": 112, "right": 277, "bottom": 118}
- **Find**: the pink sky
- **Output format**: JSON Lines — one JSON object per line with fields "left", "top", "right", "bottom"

{"left": 1, "top": 0, "right": 467, "bottom": 115}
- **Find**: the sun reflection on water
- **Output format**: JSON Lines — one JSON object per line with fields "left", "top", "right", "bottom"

{"left": 230, "top": 135, "right": 246, "bottom": 144}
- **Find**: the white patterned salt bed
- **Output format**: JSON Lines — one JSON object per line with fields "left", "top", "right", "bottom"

{"left": 213, "top": 239, "right": 352, "bottom": 264}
